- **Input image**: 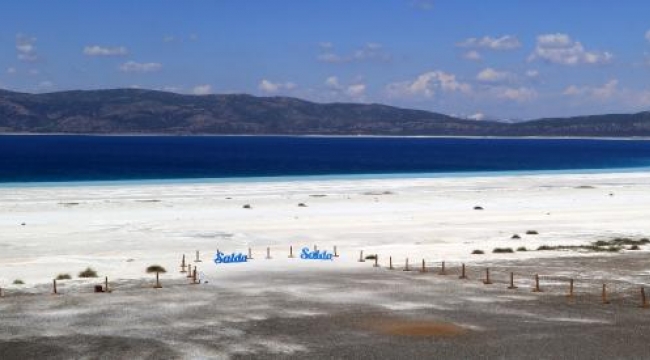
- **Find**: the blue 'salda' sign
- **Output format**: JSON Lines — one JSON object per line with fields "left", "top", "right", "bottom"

{"left": 300, "top": 247, "right": 334, "bottom": 260}
{"left": 214, "top": 251, "right": 247, "bottom": 264}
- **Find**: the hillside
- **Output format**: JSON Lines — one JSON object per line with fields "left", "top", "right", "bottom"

{"left": 1, "top": 88, "right": 649, "bottom": 136}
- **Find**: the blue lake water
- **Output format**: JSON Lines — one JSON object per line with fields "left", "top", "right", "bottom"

{"left": 1, "top": 135, "right": 650, "bottom": 184}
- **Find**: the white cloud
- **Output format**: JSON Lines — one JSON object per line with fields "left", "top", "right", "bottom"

{"left": 319, "top": 42, "right": 333, "bottom": 50}
{"left": 468, "top": 112, "right": 485, "bottom": 121}
{"left": 163, "top": 36, "right": 176, "bottom": 43}
{"left": 463, "top": 50, "right": 482, "bottom": 61}
{"left": 119, "top": 61, "right": 163, "bottom": 73}
{"left": 476, "top": 68, "right": 512, "bottom": 83}
{"left": 6, "top": 67, "right": 17, "bottom": 75}
{"left": 83, "top": 45, "right": 128, "bottom": 56}
{"left": 492, "top": 86, "right": 538, "bottom": 102}
{"left": 528, "top": 33, "right": 613, "bottom": 65}
{"left": 525, "top": 69, "right": 539, "bottom": 78}
{"left": 386, "top": 70, "right": 472, "bottom": 98}
{"left": 345, "top": 83, "right": 366, "bottom": 98}
{"left": 36, "top": 81, "right": 55, "bottom": 91}
{"left": 324, "top": 76, "right": 341, "bottom": 89}
{"left": 16, "top": 34, "right": 39, "bottom": 62}
{"left": 563, "top": 79, "right": 618, "bottom": 99}
{"left": 457, "top": 35, "right": 521, "bottom": 50}
{"left": 192, "top": 84, "right": 212, "bottom": 95}
{"left": 258, "top": 79, "right": 297, "bottom": 93}
{"left": 318, "top": 43, "right": 391, "bottom": 63}
{"left": 646, "top": 30, "right": 650, "bottom": 42}
{"left": 411, "top": 0, "right": 433, "bottom": 10}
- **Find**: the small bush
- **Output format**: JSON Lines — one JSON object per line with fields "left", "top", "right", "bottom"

{"left": 242, "top": 204, "right": 251, "bottom": 209}
{"left": 297, "top": 203, "right": 307, "bottom": 207}
{"left": 493, "top": 247, "right": 514, "bottom": 253}
{"left": 473, "top": 206, "right": 484, "bottom": 210}
{"left": 13, "top": 279, "right": 24, "bottom": 285}
{"left": 629, "top": 245, "right": 641, "bottom": 250}
{"left": 56, "top": 273, "right": 71, "bottom": 280}
{"left": 471, "top": 249, "right": 485, "bottom": 255}
{"left": 526, "top": 230, "right": 539, "bottom": 235}
{"left": 516, "top": 246, "right": 527, "bottom": 252}
{"left": 78, "top": 267, "right": 98, "bottom": 278}
{"left": 537, "top": 245, "right": 553, "bottom": 251}
{"left": 511, "top": 234, "right": 521, "bottom": 239}
{"left": 365, "top": 254, "right": 377, "bottom": 260}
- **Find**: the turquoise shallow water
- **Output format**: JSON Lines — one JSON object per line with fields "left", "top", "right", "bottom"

{"left": 1, "top": 135, "right": 650, "bottom": 187}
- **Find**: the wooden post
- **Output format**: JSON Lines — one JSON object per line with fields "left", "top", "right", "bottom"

{"left": 532, "top": 274, "right": 542, "bottom": 292}
{"left": 459, "top": 263, "right": 467, "bottom": 279}
{"left": 52, "top": 279, "right": 58, "bottom": 295}
{"left": 313, "top": 245, "right": 318, "bottom": 251}
{"left": 641, "top": 287, "right": 648, "bottom": 308}
{"left": 187, "top": 264, "right": 193, "bottom": 278}
{"left": 373, "top": 255, "right": 379, "bottom": 268}
{"left": 439, "top": 261, "right": 447, "bottom": 275}
{"left": 333, "top": 246, "right": 339, "bottom": 257}
{"left": 248, "top": 247, "right": 253, "bottom": 260}
{"left": 195, "top": 250, "right": 202, "bottom": 263}
{"left": 192, "top": 268, "right": 198, "bottom": 285}
{"left": 180, "top": 254, "right": 187, "bottom": 273}
{"left": 105, "top": 276, "right": 109, "bottom": 293}
{"left": 289, "top": 246, "right": 294, "bottom": 258}
{"left": 266, "top": 247, "right": 272, "bottom": 259}
{"left": 602, "top": 284, "right": 610, "bottom": 304}
{"left": 420, "top": 259, "right": 426, "bottom": 273}
{"left": 359, "top": 250, "right": 365, "bottom": 262}
{"left": 482, "top": 268, "right": 492, "bottom": 285}
{"left": 507, "top": 272, "right": 517, "bottom": 289}
{"left": 389, "top": 256, "right": 394, "bottom": 270}
{"left": 404, "top": 258, "right": 410, "bottom": 271}
{"left": 567, "top": 279, "right": 574, "bottom": 299}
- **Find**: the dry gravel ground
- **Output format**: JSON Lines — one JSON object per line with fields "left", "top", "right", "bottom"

{"left": 1, "top": 253, "right": 650, "bottom": 360}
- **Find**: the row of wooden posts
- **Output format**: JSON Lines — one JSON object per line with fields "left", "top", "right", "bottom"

{"left": 362, "top": 251, "right": 649, "bottom": 308}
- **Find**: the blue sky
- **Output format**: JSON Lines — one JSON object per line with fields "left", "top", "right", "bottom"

{"left": 1, "top": 0, "right": 650, "bottom": 119}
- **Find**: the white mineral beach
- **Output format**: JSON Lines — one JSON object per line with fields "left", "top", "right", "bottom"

{"left": 1, "top": 171, "right": 649, "bottom": 289}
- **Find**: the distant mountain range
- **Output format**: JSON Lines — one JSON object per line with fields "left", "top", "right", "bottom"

{"left": 1, "top": 88, "right": 650, "bottom": 136}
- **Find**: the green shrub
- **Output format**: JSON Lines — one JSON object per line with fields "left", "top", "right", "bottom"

{"left": 78, "top": 267, "right": 98, "bottom": 278}
{"left": 56, "top": 273, "right": 71, "bottom": 280}
{"left": 13, "top": 279, "right": 24, "bottom": 285}
{"left": 629, "top": 245, "right": 641, "bottom": 250}
{"left": 511, "top": 234, "right": 521, "bottom": 239}
{"left": 526, "top": 230, "right": 539, "bottom": 235}
{"left": 471, "top": 249, "right": 485, "bottom": 255}
{"left": 537, "top": 245, "right": 553, "bottom": 251}
{"left": 516, "top": 246, "right": 527, "bottom": 252}
{"left": 493, "top": 247, "right": 514, "bottom": 253}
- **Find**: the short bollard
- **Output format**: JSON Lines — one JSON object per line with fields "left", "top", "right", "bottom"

{"left": 373, "top": 255, "right": 380, "bottom": 268}
{"left": 439, "top": 261, "right": 447, "bottom": 275}
{"left": 333, "top": 246, "right": 339, "bottom": 258}
{"left": 567, "top": 279, "right": 574, "bottom": 299}
{"left": 180, "top": 254, "right": 187, "bottom": 273}
{"left": 641, "top": 287, "right": 648, "bottom": 308}
{"left": 52, "top": 279, "right": 58, "bottom": 295}
{"left": 359, "top": 250, "right": 365, "bottom": 262}
{"left": 266, "top": 247, "right": 272, "bottom": 260}
{"left": 313, "top": 245, "right": 318, "bottom": 251}
{"left": 459, "top": 263, "right": 467, "bottom": 279}
{"left": 507, "top": 272, "right": 517, "bottom": 289}
{"left": 404, "top": 258, "right": 411, "bottom": 271}
{"left": 482, "top": 268, "right": 492, "bottom": 285}
{"left": 532, "top": 274, "right": 542, "bottom": 292}
{"left": 187, "top": 264, "right": 193, "bottom": 278}
{"left": 195, "top": 250, "right": 202, "bottom": 263}
{"left": 248, "top": 247, "right": 254, "bottom": 260}
{"left": 602, "top": 284, "right": 610, "bottom": 305}
{"left": 105, "top": 276, "right": 110, "bottom": 293}
{"left": 389, "top": 256, "right": 394, "bottom": 270}
{"left": 289, "top": 246, "right": 295, "bottom": 258}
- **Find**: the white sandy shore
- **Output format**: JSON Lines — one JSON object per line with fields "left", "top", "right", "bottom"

{"left": 1, "top": 171, "right": 649, "bottom": 288}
